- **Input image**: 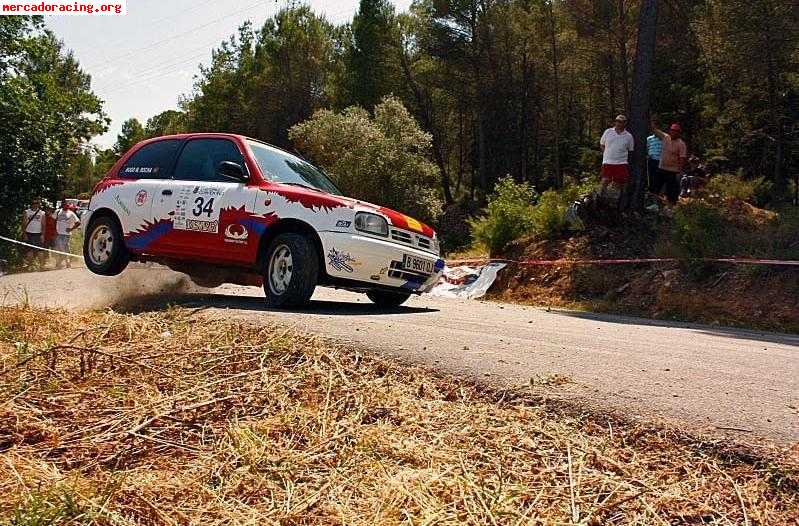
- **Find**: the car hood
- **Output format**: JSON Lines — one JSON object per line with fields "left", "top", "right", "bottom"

{"left": 266, "top": 183, "right": 436, "bottom": 238}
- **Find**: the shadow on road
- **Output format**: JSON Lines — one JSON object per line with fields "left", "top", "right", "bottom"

{"left": 555, "top": 309, "right": 799, "bottom": 348}
{"left": 115, "top": 291, "right": 439, "bottom": 316}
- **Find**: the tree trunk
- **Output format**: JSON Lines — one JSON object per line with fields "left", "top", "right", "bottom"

{"left": 397, "top": 43, "right": 454, "bottom": 204}
{"left": 546, "top": 0, "right": 562, "bottom": 188}
{"left": 621, "top": 0, "right": 658, "bottom": 210}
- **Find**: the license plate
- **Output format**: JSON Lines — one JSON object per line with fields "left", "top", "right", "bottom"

{"left": 403, "top": 254, "right": 435, "bottom": 274}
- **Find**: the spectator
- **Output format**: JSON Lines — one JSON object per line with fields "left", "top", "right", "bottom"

{"left": 20, "top": 198, "right": 45, "bottom": 266}
{"left": 647, "top": 132, "right": 663, "bottom": 193}
{"left": 650, "top": 119, "right": 687, "bottom": 206}
{"left": 599, "top": 114, "right": 634, "bottom": 202}
{"left": 680, "top": 155, "right": 707, "bottom": 198}
{"left": 42, "top": 201, "right": 57, "bottom": 253}
{"left": 53, "top": 200, "right": 81, "bottom": 269}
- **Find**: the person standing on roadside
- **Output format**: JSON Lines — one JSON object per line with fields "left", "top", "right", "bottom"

{"left": 650, "top": 118, "right": 687, "bottom": 206}
{"left": 647, "top": 131, "right": 663, "bottom": 193}
{"left": 20, "top": 198, "right": 46, "bottom": 266}
{"left": 53, "top": 201, "right": 81, "bottom": 269}
{"left": 599, "top": 114, "right": 635, "bottom": 203}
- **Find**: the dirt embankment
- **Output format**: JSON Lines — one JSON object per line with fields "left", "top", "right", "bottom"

{"left": 490, "top": 205, "right": 799, "bottom": 333}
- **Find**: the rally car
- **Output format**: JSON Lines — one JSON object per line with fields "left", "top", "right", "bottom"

{"left": 82, "top": 133, "right": 444, "bottom": 307}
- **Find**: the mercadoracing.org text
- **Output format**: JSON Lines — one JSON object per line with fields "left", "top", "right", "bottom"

{"left": 1, "top": 0, "right": 126, "bottom": 15}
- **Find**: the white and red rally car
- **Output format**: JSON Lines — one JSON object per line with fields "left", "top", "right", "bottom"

{"left": 83, "top": 133, "right": 444, "bottom": 307}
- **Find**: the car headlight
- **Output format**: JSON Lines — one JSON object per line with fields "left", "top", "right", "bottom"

{"left": 355, "top": 212, "right": 389, "bottom": 237}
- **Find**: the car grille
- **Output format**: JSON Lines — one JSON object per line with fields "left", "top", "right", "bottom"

{"left": 389, "top": 227, "right": 436, "bottom": 254}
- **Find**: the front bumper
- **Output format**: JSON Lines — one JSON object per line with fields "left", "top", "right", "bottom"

{"left": 318, "top": 231, "right": 444, "bottom": 293}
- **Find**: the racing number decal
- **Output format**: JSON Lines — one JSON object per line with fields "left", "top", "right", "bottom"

{"left": 193, "top": 197, "right": 215, "bottom": 218}
{"left": 174, "top": 186, "right": 224, "bottom": 234}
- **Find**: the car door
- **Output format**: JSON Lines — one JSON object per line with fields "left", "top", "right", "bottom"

{"left": 151, "top": 138, "right": 257, "bottom": 262}
{"left": 113, "top": 139, "right": 182, "bottom": 252}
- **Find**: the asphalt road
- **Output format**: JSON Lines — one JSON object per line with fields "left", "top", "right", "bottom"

{"left": 2, "top": 267, "right": 798, "bottom": 446}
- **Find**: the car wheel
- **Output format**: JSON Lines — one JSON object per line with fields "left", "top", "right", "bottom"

{"left": 366, "top": 290, "right": 412, "bottom": 308}
{"left": 83, "top": 215, "right": 130, "bottom": 276}
{"left": 263, "top": 233, "right": 318, "bottom": 308}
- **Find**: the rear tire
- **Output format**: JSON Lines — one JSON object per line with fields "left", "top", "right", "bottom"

{"left": 83, "top": 215, "right": 129, "bottom": 276}
{"left": 366, "top": 290, "right": 412, "bottom": 308}
{"left": 263, "top": 233, "right": 318, "bottom": 308}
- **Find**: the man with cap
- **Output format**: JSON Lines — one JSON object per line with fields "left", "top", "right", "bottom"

{"left": 599, "top": 114, "right": 635, "bottom": 201}
{"left": 650, "top": 118, "right": 687, "bottom": 206}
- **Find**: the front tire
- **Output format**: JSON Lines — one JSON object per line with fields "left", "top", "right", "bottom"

{"left": 83, "top": 215, "right": 129, "bottom": 276}
{"left": 366, "top": 290, "right": 412, "bottom": 308}
{"left": 263, "top": 233, "right": 319, "bottom": 308}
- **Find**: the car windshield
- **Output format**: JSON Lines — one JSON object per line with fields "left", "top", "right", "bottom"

{"left": 247, "top": 141, "right": 341, "bottom": 196}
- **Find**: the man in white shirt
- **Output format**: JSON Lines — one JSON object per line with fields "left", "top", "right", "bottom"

{"left": 20, "top": 198, "right": 46, "bottom": 265}
{"left": 599, "top": 114, "right": 635, "bottom": 199}
{"left": 53, "top": 201, "right": 81, "bottom": 268}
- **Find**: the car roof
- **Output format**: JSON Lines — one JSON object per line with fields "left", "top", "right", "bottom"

{"left": 146, "top": 133, "right": 301, "bottom": 158}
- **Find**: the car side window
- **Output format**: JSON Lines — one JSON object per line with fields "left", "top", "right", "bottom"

{"left": 119, "top": 139, "right": 182, "bottom": 179}
{"left": 173, "top": 139, "right": 246, "bottom": 182}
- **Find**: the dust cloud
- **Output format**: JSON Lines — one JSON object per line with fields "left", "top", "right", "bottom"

{"left": 0, "top": 265, "right": 205, "bottom": 311}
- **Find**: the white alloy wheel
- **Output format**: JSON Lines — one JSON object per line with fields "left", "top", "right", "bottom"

{"left": 268, "top": 243, "right": 293, "bottom": 295}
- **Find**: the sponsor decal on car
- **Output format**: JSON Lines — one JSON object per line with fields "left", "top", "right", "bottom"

{"left": 114, "top": 195, "right": 131, "bottom": 216}
{"left": 179, "top": 218, "right": 219, "bottom": 233}
{"left": 135, "top": 190, "right": 148, "bottom": 206}
{"left": 224, "top": 223, "right": 249, "bottom": 244}
{"left": 193, "top": 186, "right": 225, "bottom": 197}
{"left": 327, "top": 247, "right": 356, "bottom": 273}
{"left": 336, "top": 220, "right": 352, "bottom": 228}
{"left": 123, "top": 166, "right": 160, "bottom": 175}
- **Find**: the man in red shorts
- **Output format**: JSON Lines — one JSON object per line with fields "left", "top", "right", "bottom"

{"left": 599, "top": 114, "right": 634, "bottom": 202}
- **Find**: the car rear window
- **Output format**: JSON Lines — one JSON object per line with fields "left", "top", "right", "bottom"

{"left": 173, "top": 138, "right": 246, "bottom": 182}
{"left": 119, "top": 139, "right": 182, "bottom": 179}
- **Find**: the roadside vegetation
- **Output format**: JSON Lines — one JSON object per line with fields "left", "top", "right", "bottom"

{"left": 1, "top": 306, "right": 798, "bottom": 524}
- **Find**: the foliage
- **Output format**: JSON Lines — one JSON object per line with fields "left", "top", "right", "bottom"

{"left": 664, "top": 198, "right": 799, "bottom": 275}
{"left": 705, "top": 173, "right": 770, "bottom": 204}
{"left": 345, "top": 0, "right": 399, "bottom": 110}
{"left": 289, "top": 96, "right": 443, "bottom": 223}
{"left": 693, "top": 0, "right": 798, "bottom": 191}
{"left": 469, "top": 178, "right": 539, "bottom": 255}
{"left": 0, "top": 17, "right": 106, "bottom": 259}
{"left": 470, "top": 178, "right": 598, "bottom": 255}
{"left": 181, "top": 7, "right": 338, "bottom": 149}
{"left": 113, "top": 118, "right": 145, "bottom": 157}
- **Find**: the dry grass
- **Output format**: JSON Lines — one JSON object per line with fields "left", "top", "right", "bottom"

{"left": 0, "top": 306, "right": 797, "bottom": 525}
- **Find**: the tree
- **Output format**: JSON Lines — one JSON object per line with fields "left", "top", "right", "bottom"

{"left": 145, "top": 110, "right": 186, "bottom": 138}
{"left": 694, "top": 0, "right": 798, "bottom": 191}
{"left": 0, "top": 16, "right": 107, "bottom": 253}
{"left": 182, "top": 7, "right": 339, "bottom": 148}
{"left": 289, "top": 96, "right": 443, "bottom": 223}
{"left": 114, "top": 118, "right": 145, "bottom": 157}
{"left": 347, "top": 0, "right": 399, "bottom": 109}
{"left": 622, "top": 0, "right": 658, "bottom": 209}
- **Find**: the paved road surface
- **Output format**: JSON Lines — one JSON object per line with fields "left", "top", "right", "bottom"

{"left": 2, "top": 267, "right": 797, "bottom": 446}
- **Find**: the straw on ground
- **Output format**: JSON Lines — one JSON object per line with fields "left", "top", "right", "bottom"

{"left": 0, "top": 306, "right": 797, "bottom": 525}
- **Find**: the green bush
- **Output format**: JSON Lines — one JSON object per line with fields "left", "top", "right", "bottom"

{"left": 469, "top": 178, "right": 539, "bottom": 255}
{"left": 670, "top": 200, "right": 731, "bottom": 261}
{"left": 706, "top": 173, "right": 771, "bottom": 204}
{"left": 289, "top": 96, "right": 443, "bottom": 224}
{"left": 531, "top": 189, "right": 574, "bottom": 240}
{"left": 469, "top": 179, "right": 595, "bottom": 254}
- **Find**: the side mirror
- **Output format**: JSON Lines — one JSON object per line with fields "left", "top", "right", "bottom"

{"left": 217, "top": 161, "right": 248, "bottom": 183}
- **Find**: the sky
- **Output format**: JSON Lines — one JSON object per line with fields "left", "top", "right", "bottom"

{"left": 46, "top": 0, "right": 413, "bottom": 150}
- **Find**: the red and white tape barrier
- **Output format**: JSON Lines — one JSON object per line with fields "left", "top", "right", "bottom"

{"left": 448, "top": 257, "right": 799, "bottom": 267}
{"left": 0, "top": 235, "right": 82, "bottom": 259}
